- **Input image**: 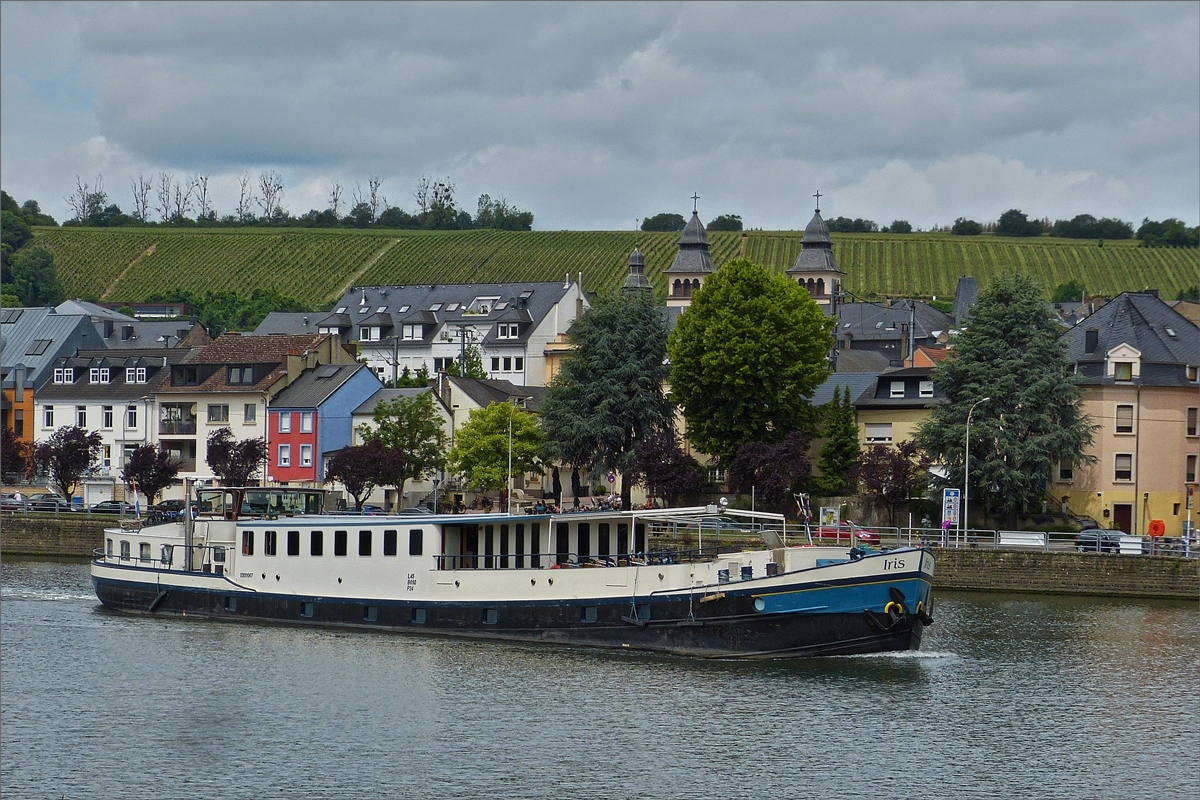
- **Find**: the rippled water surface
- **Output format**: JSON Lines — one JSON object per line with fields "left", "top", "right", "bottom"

{"left": 2, "top": 560, "right": 1197, "bottom": 799}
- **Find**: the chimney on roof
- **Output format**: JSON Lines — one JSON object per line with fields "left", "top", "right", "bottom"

{"left": 122, "top": 325, "right": 134, "bottom": 341}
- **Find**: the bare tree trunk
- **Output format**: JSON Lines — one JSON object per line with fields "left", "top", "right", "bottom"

{"left": 130, "top": 174, "right": 152, "bottom": 222}
{"left": 155, "top": 173, "right": 175, "bottom": 222}
{"left": 172, "top": 176, "right": 197, "bottom": 220}
{"left": 237, "top": 174, "right": 254, "bottom": 222}
{"left": 328, "top": 182, "right": 343, "bottom": 217}
{"left": 66, "top": 176, "right": 89, "bottom": 223}
{"left": 256, "top": 170, "right": 284, "bottom": 220}
{"left": 194, "top": 174, "right": 210, "bottom": 219}
{"left": 368, "top": 176, "right": 382, "bottom": 223}
{"left": 414, "top": 175, "right": 431, "bottom": 218}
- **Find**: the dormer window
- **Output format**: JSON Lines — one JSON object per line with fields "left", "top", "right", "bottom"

{"left": 401, "top": 324, "right": 422, "bottom": 340}
{"left": 360, "top": 326, "right": 381, "bottom": 342}
{"left": 1189, "top": 366, "right": 1199, "bottom": 383}
{"left": 90, "top": 367, "right": 110, "bottom": 384}
{"left": 497, "top": 323, "right": 520, "bottom": 339}
{"left": 53, "top": 368, "right": 74, "bottom": 385}
{"left": 171, "top": 365, "right": 200, "bottom": 386}
{"left": 125, "top": 367, "right": 147, "bottom": 384}
{"left": 889, "top": 380, "right": 905, "bottom": 398}
{"left": 1114, "top": 362, "right": 1132, "bottom": 381}
{"left": 466, "top": 297, "right": 499, "bottom": 315}
{"left": 229, "top": 366, "right": 255, "bottom": 385}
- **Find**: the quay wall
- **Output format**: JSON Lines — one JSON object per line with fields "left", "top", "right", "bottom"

{"left": 4, "top": 518, "right": 1198, "bottom": 599}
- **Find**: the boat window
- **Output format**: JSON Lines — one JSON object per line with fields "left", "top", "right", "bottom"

{"left": 514, "top": 524, "right": 525, "bottom": 567}
{"left": 311, "top": 530, "right": 323, "bottom": 556}
{"left": 635, "top": 523, "right": 646, "bottom": 555}
{"left": 264, "top": 530, "right": 277, "bottom": 556}
{"left": 556, "top": 523, "right": 570, "bottom": 566}
{"left": 363, "top": 606, "right": 378, "bottom": 622}
{"left": 287, "top": 530, "right": 300, "bottom": 556}
{"left": 531, "top": 523, "right": 540, "bottom": 566}
{"left": 411, "top": 608, "right": 426, "bottom": 624}
{"left": 140, "top": 542, "right": 151, "bottom": 562}
{"left": 577, "top": 523, "right": 590, "bottom": 560}
{"left": 359, "top": 530, "right": 372, "bottom": 557}
{"left": 598, "top": 523, "right": 610, "bottom": 558}
{"left": 484, "top": 524, "right": 494, "bottom": 569}
{"left": 500, "top": 524, "right": 510, "bottom": 568}
{"left": 616, "top": 524, "right": 629, "bottom": 559}
{"left": 212, "top": 546, "right": 225, "bottom": 563}
{"left": 482, "top": 608, "right": 498, "bottom": 625}
{"left": 383, "top": 529, "right": 398, "bottom": 556}
{"left": 242, "top": 531, "right": 254, "bottom": 556}
{"left": 581, "top": 606, "right": 598, "bottom": 623}
{"left": 334, "top": 530, "right": 347, "bottom": 556}
{"left": 106, "top": 538, "right": 113, "bottom": 556}
{"left": 120, "top": 540, "right": 130, "bottom": 561}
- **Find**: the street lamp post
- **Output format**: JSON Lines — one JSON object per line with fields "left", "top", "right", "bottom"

{"left": 506, "top": 401, "right": 514, "bottom": 515}
{"left": 963, "top": 396, "right": 991, "bottom": 546}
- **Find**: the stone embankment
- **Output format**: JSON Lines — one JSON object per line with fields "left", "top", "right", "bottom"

{"left": 4, "top": 518, "right": 1197, "bottom": 599}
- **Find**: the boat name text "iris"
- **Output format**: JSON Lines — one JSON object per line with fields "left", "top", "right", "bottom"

{"left": 883, "top": 558, "right": 906, "bottom": 570}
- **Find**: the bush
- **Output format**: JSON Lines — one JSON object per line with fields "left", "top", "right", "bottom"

{"left": 707, "top": 214, "right": 743, "bottom": 231}
{"left": 996, "top": 209, "right": 1044, "bottom": 238}
{"left": 952, "top": 217, "right": 983, "bottom": 236}
{"left": 884, "top": 220, "right": 912, "bottom": 234}
{"left": 642, "top": 213, "right": 686, "bottom": 232}
{"left": 826, "top": 217, "right": 878, "bottom": 233}
{"left": 1050, "top": 214, "right": 1133, "bottom": 240}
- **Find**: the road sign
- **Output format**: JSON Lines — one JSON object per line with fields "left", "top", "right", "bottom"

{"left": 943, "top": 488, "right": 961, "bottom": 525}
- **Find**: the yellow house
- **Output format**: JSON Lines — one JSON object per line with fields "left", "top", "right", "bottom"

{"left": 853, "top": 367, "right": 942, "bottom": 448}
{"left": 1048, "top": 293, "right": 1199, "bottom": 537}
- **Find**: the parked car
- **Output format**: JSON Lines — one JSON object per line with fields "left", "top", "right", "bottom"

{"left": 359, "top": 504, "right": 384, "bottom": 515}
{"left": 0, "top": 493, "right": 25, "bottom": 511}
{"left": 1075, "top": 516, "right": 1101, "bottom": 531}
{"left": 813, "top": 522, "right": 882, "bottom": 545}
{"left": 684, "top": 515, "right": 753, "bottom": 533}
{"left": 1075, "top": 529, "right": 1123, "bottom": 553}
{"left": 28, "top": 496, "right": 78, "bottom": 513}
{"left": 89, "top": 500, "right": 138, "bottom": 514}
{"left": 150, "top": 499, "right": 187, "bottom": 519}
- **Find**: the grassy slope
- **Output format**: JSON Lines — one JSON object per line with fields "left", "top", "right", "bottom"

{"left": 33, "top": 226, "right": 1199, "bottom": 307}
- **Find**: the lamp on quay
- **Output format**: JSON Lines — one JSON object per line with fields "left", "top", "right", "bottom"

{"left": 963, "top": 396, "right": 991, "bottom": 546}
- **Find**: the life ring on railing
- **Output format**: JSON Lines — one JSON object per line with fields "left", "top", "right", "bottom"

{"left": 1147, "top": 519, "right": 1166, "bottom": 538}
{"left": 884, "top": 601, "right": 905, "bottom": 620}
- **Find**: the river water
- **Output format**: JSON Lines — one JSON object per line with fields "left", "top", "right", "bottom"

{"left": 1, "top": 559, "right": 1196, "bottom": 800}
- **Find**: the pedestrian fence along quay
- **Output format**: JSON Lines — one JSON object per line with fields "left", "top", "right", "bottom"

{"left": 882, "top": 527, "right": 1197, "bottom": 559}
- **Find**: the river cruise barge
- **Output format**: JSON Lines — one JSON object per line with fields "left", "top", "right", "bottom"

{"left": 91, "top": 487, "right": 935, "bottom": 659}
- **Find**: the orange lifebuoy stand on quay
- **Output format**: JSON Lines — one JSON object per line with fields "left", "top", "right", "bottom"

{"left": 1147, "top": 519, "right": 1165, "bottom": 538}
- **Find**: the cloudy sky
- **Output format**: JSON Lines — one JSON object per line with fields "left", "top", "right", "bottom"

{"left": 2, "top": 1, "right": 1197, "bottom": 230}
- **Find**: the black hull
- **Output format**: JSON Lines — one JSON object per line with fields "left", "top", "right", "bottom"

{"left": 93, "top": 572, "right": 926, "bottom": 659}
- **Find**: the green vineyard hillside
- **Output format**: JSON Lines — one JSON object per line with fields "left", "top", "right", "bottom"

{"left": 32, "top": 226, "right": 1199, "bottom": 308}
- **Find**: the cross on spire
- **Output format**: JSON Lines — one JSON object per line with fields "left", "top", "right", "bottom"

{"left": 691, "top": 192, "right": 700, "bottom": 214}
{"left": 813, "top": 189, "right": 822, "bottom": 212}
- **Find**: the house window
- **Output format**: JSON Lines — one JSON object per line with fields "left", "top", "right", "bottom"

{"left": 44, "top": 406, "right": 54, "bottom": 428}
{"left": 497, "top": 323, "right": 519, "bottom": 339}
{"left": 503, "top": 357, "right": 512, "bottom": 371}
{"left": 278, "top": 444, "right": 291, "bottom": 467}
{"left": 53, "top": 368, "right": 73, "bottom": 384}
{"left": 1058, "top": 460, "right": 1073, "bottom": 482}
{"left": 1115, "top": 405, "right": 1134, "bottom": 434}
{"left": 278, "top": 413, "right": 292, "bottom": 433}
{"left": 919, "top": 380, "right": 934, "bottom": 398}
{"left": 102, "top": 406, "right": 114, "bottom": 428}
{"left": 228, "top": 366, "right": 254, "bottom": 385}
{"left": 514, "top": 357, "right": 524, "bottom": 371}
{"left": 245, "top": 403, "right": 257, "bottom": 424}
{"left": 401, "top": 324, "right": 421, "bottom": 340}
{"left": 1188, "top": 408, "right": 1197, "bottom": 437}
{"left": 264, "top": 530, "right": 277, "bottom": 556}
{"left": 77, "top": 406, "right": 87, "bottom": 427}
{"left": 126, "top": 405, "right": 138, "bottom": 428}
{"left": 1114, "top": 453, "right": 1132, "bottom": 482}
{"left": 433, "top": 357, "right": 454, "bottom": 373}
{"left": 1189, "top": 365, "right": 1199, "bottom": 382}
{"left": 90, "top": 367, "right": 110, "bottom": 383}
{"left": 890, "top": 381, "right": 906, "bottom": 399}
{"left": 491, "top": 357, "right": 500, "bottom": 371}
{"left": 360, "top": 326, "right": 380, "bottom": 341}
{"left": 208, "top": 404, "right": 230, "bottom": 423}
{"left": 126, "top": 366, "right": 147, "bottom": 383}
{"left": 1113, "top": 362, "right": 1133, "bottom": 381}
{"left": 103, "top": 445, "right": 111, "bottom": 468}
{"left": 865, "top": 423, "right": 893, "bottom": 444}
{"left": 300, "top": 444, "right": 313, "bottom": 468}
{"left": 1187, "top": 455, "right": 1197, "bottom": 484}
{"left": 300, "top": 412, "right": 313, "bottom": 433}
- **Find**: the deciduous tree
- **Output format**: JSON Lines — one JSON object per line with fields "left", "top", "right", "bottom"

{"left": 627, "top": 429, "right": 704, "bottom": 507}
{"left": 359, "top": 391, "right": 446, "bottom": 509}
{"left": 1, "top": 425, "right": 29, "bottom": 482}
{"left": 540, "top": 289, "right": 672, "bottom": 508}
{"left": 728, "top": 431, "right": 813, "bottom": 511}
{"left": 33, "top": 426, "right": 102, "bottom": 501}
{"left": 857, "top": 441, "right": 930, "bottom": 526}
{"left": 324, "top": 440, "right": 403, "bottom": 511}
{"left": 641, "top": 213, "right": 686, "bottom": 232}
{"left": 10, "top": 247, "right": 64, "bottom": 306}
{"left": 914, "top": 273, "right": 1097, "bottom": 524}
{"left": 447, "top": 402, "right": 542, "bottom": 494}
{"left": 121, "top": 444, "right": 182, "bottom": 504}
{"left": 206, "top": 428, "right": 267, "bottom": 486}
{"left": 668, "top": 258, "right": 832, "bottom": 465}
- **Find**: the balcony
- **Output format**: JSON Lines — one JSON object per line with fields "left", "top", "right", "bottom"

{"left": 159, "top": 419, "right": 197, "bottom": 435}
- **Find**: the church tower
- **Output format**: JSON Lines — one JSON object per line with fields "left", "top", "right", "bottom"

{"left": 786, "top": 191, "right": 845, "bottom": 309}
{"left": 664, "top": 194, "right": 715, "bottom": 308}
{"left": 622, "top": 247, "right": 652, "bottom": 291}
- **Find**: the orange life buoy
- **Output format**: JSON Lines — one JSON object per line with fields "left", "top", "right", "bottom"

{"left": 1147, "top": 519, "right": 1165, "bottom": 537}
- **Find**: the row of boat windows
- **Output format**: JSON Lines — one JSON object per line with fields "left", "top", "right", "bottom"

{"left": 242, "top": 529, "right": 423, "bottom": 558}
{"left": 220, "top": 597, "right": 651, "bottom": 625}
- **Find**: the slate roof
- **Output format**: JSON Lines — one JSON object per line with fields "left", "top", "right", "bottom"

{"left": 787, "top": 210, "right": 844, "bottom": 275}
{"left": 664, "top": 213, "right": 716, "bottom": 274}
{"left": 1, "top": 307, "right": 106, "bottom": 388}
{"left": 270, "top": 363, "right": 378, "bottom": 409}
{"left": 1063, "top": 292, "right": 1199, "bottom": 386}
{"left": 855, "top": 367, "right": 944, "bottom": 407}
{"left": 37, "top": 348, "right": 197, "bottom": 401}
{"left": 623, "top": 247, "right": 652, "bottom": 290}
{"left": 93, "top": 317, "right": 209, "bottom": 350}
{"left": 835, "top": 300, "right": 955, "bottom": 343}
{"left": 951, "top": 277, "right": 979, "bottom": 323}
{"left": 158, "top": 332, "right": 331, "bottom": 394}
{"left": 252, "top": 312, "right": 324, "bottom": 336}
{"left": 328, "top": 281, "right": 577, "bottom": 346}
{"left": 56, "top": 299, "right": 134, "bottom": 322}
{"left": 810, "top": 372, "right": 881, "bottom": 406}
{"left": 832, "top": 349, "right": 891, "bottom": 372}
{"left": 353, "top": 387, "right": 438, "bottom": 416}
{"left": 442, "top": 376, "right": 549, "bottom": 412}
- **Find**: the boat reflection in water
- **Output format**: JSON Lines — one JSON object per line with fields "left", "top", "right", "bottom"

{"left": 91, "top": 487, "right": 935, "bottom": 659}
